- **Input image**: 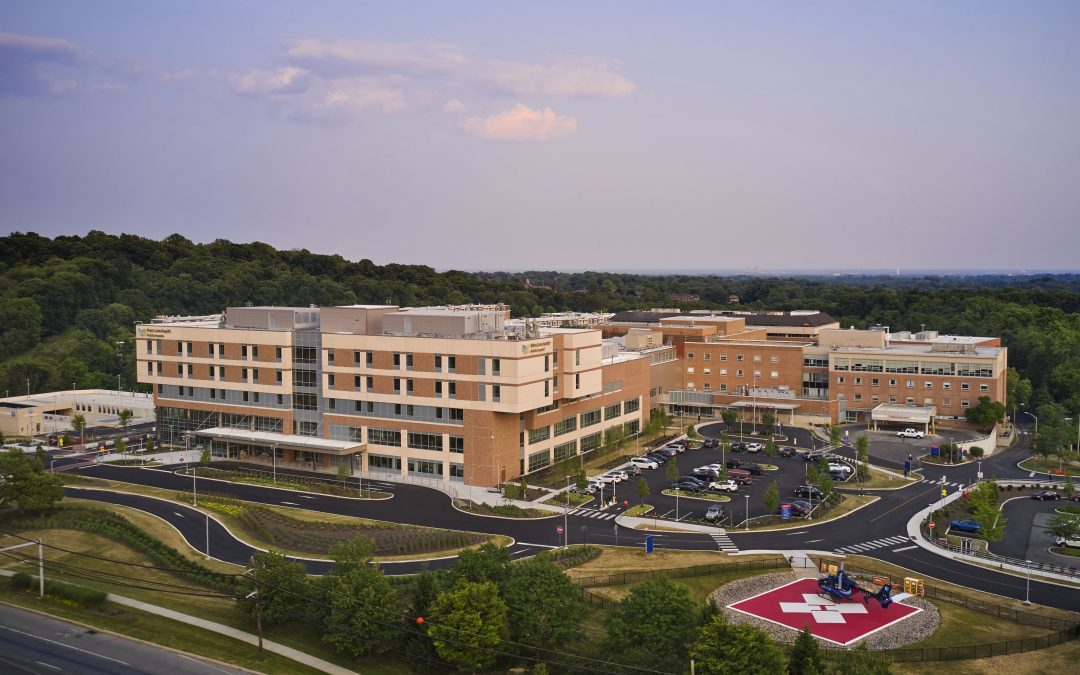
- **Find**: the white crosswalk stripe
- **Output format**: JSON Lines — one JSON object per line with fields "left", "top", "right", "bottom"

{"left": 710, "top": 530, "right": 739, "bottom": 552}
{"left": 835, "top": 535, "right": 910, "bottom": 554}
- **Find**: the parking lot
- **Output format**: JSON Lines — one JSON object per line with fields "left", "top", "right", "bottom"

{"left": 593, "top": 423, "right": 856, "bottom": 527}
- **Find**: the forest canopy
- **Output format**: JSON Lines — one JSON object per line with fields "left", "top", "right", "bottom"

{"left": 2, "top": 231, "right": 1079, "bottom": 419}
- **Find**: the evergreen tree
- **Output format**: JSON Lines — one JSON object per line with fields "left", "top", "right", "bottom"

{"left": 689, "top": 614, "right": 785, "bottom": 674}
{"left": 788, "top": 625, "right": 825, "bottom": 675}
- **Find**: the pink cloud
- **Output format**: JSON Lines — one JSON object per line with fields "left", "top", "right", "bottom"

{"left": 461, "top": 103, "right": 577, "bottom": 141}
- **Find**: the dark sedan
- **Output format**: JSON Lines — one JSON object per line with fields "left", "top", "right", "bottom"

{"left": 949, "top": 519, "right": 981, "bottom": 534}
{"left": 741, "top": 464, "right": 765, "bottom": 476}
{"left": 778, "top": 447, "right": 797, "bottom": 458}
{"left": 793, "top": 485, "right": 824, "bottom": 500}
{"left": 1031, "top": 490, "right": 1060, "bottom": 501}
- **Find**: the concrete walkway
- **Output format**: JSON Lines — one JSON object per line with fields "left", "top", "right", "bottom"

{"left": 0, "top": 570, "right": 356, "bottom": 674}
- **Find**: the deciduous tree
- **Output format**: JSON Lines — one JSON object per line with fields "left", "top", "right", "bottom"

{"left": 235, "top": 551, "right": 310, "bottom": 627}
{"left": 603, "top": 576, "right": 697, "bottom": 671}
{"left": 427, "top": 580, "right": 509, "bottom": 672}
{"left": 502, "top": 559, "right": 584, "bottom": 655}
{"left": 688, "top": 613, "right": 784, "bottom": 674}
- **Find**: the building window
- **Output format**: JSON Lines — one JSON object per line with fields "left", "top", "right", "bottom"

{"left": 528, "top": 450, "right": 551, "bottom": 473}
{"left": 575, "top": 373, "right": 580, "bottom": 389}
{"left": 554, "top": 417, "right": 577, "bottom": 436}
{"left": 604, "top": 403, "right": 622, "bottom": 420}
{"left": 544, "top": 355, "right": 550, "bottom": 372}
{"left": 492, "top": 384, "right": 500, "bottom": 401}
{"left": 393, "top": 353, "right": 401, "bottom": 367}
{"left": 737, "top": 354, "right": 744, "bottom": 362}
{"left": 554, "top": 440, "right": 577, "bottom": 462}
{"left": 406, "top": 353, "right": 413, "bottom": 370}
{"left": 687, "top": 367, "right": 695, "bottom": 375}
{"left": 719, "top": 384, "right": 727, "bottom": 391}
{"left": 624, "top": 397, "right": 640, "bottom": 414}
{"left": 448, "top": 355, "right": 456, "bottom": 372}
{"left": 925, "top": 381, "right": 933, "bottom": 389}
{"left": 408, "top": 432, "right": 443, "bottom": 451}
{"left": 529, "top": 426, "right": 550, "bottom": 444}
{"left": 703, "top": 353, "right": 711, "bottom": 361}
{"left": 276, "top": 370, "right": 283, "bottom": 384}
{"left": 720, "top": 354, "right": 727, "bottom": 361}
{"left": 435, "top": 381, "right": 443, "bottom": 396}
{"left": 327, "top": 348, "right": 334, "bottom": 364}
{"left": 448, "top": 381, "right": 456, "bottom": 398}
{"left": 906, "top": 397, "right": 915, "bottom": 404}
{"left": 871, "top": 378, "right": 879, "bottom": 387}
{"left": 854, "top": 377, "right": 862, "bottom": 386}
{"left": 366, "top": 352, "right": 373, "bottom": 367}
{"left": 770, "top": 371, "right": 779, "bottom": 379}
{"left": 980, "top": 384, "right": 988, "bottom": 392}
{"left": 942, "top": 382, "right": 950, "bottom": 390}
{"left": 961, "top": 383, "right": 969, "bottom": 391}
{"left": 394, "top": 378, "right": 401, "bottom": 394}
{"left": 770, "top": 355, "right": 779, "bottom": 364}
{"left": 449, "top": 463, "right": 465, "bottom": 481}
{"left": 889, "top": 379, "right": 896, "bottom": 387}
{"left": 854, "top": 394, "right": 862, "bottom": 402}
{"left": 703, "top": 383, "right": 711, "bottom": 391}
{"left": 906, "top": 380, "right": 915, "bottom": 388}
{"left": 353, "top": 350, "right": 361, "bottom": 365}
{"left": 581, "top": 410, "right": 601, "bottom": 427}
{"left": 369, "top": 454, "right": 401, "bottom": 471}
{"left": 961, "top": 399, "right": 970, "bottom": 408}
{"left": 368, "top": 428, "right": 402, "bottom": 446}
{"left": 408, "top": 458, "right": 443, "bottom": 477}
{"left": 275, "top": 346, "right": 282, "bottom": 362}
{"left": 737, "top": 369, "right": 744, "bottom": 378}
{"left": 407, "top": 379, "right": 414, "bottom": 394}
{"left": 889, "top": 396, "right": 897, "bottom": 403}
{"left": 449, "top": 436, "right": 464, "bottom": 454}
{"left": 687, "top": 352, "right": 695, "bottom": 360}
{"left": 838, "top": 376, "right": 845, "bottom": 384}
{"left": 942, "top": 398, "right": 950, "bottom": 406}
{"left": 575, "top": 349, "right": 581, "bottom": 366}
{"left": 366, "top": 376, "right": 374, "bottom": 390}
{"left": 492, "top": 358, "right": 501, "bottom": 375}
{"left": 753, "top": 355, "right": 761, "bottom": 363}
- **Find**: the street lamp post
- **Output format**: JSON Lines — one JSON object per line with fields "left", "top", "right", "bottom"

{"left": 272, "top": 444, "right": 277, "bottom": 485}
{"left": 1024, "top": 560, "right": 1033, "bottom": 605}
{"left": 1020, "top": 409, "right": 1038, "bottom": 437}
{"left": 564, "top": 475, "right": 572, "bottom": 549}
{"left": 744, "top": 494, "right": 750, "bottom": 531}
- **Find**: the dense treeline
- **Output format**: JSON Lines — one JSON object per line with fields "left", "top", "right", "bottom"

{"left": 1, "top": 231, "right": 1079, "bottom": 423}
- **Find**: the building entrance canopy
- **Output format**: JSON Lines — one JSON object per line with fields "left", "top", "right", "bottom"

{"left": 729, "top": 401, "right": 801, "bottom": 411}
{"left": 192, "top": 427, "right": 364, "bottom": 455}
{"left": 870, "top": 403, "right": 936, "bottom": 426}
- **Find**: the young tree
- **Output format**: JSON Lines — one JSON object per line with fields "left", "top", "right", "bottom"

{"left": 721, "top": 409, "right": 737, "bottom": 427}
{"left": 603, "top": 576, "right": 698, "bottom": 672}
{"left": 636, "top": 477, "right": 651, "bottom": 505}
{"left": 828, "top": 424, "right": 843, "bottom": 448}
{"left": 665, "top": 456, "right": 680, "bottom": 485}
{"left": 322, "top": 565, "right": 403, "bottom": 656}
{"left": 761, "top": 409, "right": 776, "bottom": 431}
{"left": 1047, "top": 514, "right": 1080, "bottom": 541}
{"left": 235, "top": 551, "right": 310, "bottom": 627}
{"left": 427, "top": 580, "right": 509, "bottom": 672}
{"left": 832, "top": 642, "right": 892, "bottom": 674}
{"left": 965, "top": 396, "right": 1005, "bottom": 432}
{"left": 575, "top": 468, "right": 588, "bottom": 492}
{"left": 114, "top": 437, "right": 126, "bottom": 459}
{"left": 0, "top": 448, "right": 64, "bottom": 512}
{"left": 764, "top": 480, "right": 780, "bottom": 514}
{"left": 1065, "top": 473, "right": 1075, "bottom": 499}
{"left": 765, "top": 437, "right": 778, "bottom": 458}
{"left": 502, "top": 559, "right": 585, "bottom": 655}
{"left": 327, "top": 535, "right": 375, "bottom": 575}
{"left": 968, "top": 480, "right": 1006, "bottom": 541}
{"left": 450, "top": 543, "right": 511, "bottom": 587}
{"left": 856, "top": 434, "right": 870, "bottom": 482}
{"left": 201, "top": 445, "right": 212, "bottom": 465}
{"left": 788, "top": 625, "right": 825, "bottom": 675}
{"left": 688, "top": 613, "right": 785, "bottom": 674}
{"left": 71, "top": 413, "right": 86, "bottom": 447}
{"left": 337, "top": 459, "right": 350, "bottom": 488}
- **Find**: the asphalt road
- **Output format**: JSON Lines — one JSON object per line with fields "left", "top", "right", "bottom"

{"left": 52, "top": 423, "right": 1080, "bottom": 611}
{"left": 0, "top": 602, "right": 248, "bottom": 674}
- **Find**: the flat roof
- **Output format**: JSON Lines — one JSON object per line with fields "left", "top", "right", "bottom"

{"left": 871, "top": 403, "right": 936, "bottom": 424}
{"left": 192, "top": 427, "right": 364, "bottom": 453}
{"left": 831, "top": 344, "right": 1004, "bottom": 358}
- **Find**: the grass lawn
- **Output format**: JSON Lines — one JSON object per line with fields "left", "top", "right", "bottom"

{"left": 853, "top": 466, "right": 917, "bottom": 490}
{"left": 905, "top": 599, "right": 1055, "bottom": 649}
{"left": 623, "top": 504, "right": 653, "bottom": 517}
{"left": 0, "top": 528, "right": 414, "bottom": 674}
{"left": 563, "top": 546, "right": 784, "bottom": 581}
{"left": 1018, "top": 456, "right": 1080, "bottom": 475}
{"left": 661, "top": 489, "right": 731, "bottom": 502}
{"left": 893, "top": 638, "right": 1080, "bottom": 675}
{"left": 542, "top": 491, "right": 594, "bottom": 508}
{"left": 747, "top": 494, "right": 879, "bottom": 531}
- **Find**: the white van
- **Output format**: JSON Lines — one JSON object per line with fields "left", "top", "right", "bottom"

{"left": 630, "top": 456, "right": 659, "bottom": 470}
{"left": 1055, "top": 536, "right": 1080, "bottom": 548}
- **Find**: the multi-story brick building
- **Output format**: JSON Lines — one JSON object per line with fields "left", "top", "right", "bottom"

{"left": 136, "top": 305, "right": 650, "bottom": 487}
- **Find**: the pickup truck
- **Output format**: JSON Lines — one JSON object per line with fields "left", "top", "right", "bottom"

{"left": 897, "top": 428, "right": 925, "bottom": 439}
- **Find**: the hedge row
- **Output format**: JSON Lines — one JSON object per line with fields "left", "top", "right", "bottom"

{"left": 5, "top": 507, "right": 237, "bottom": 593}
{"left": 9, "top": 571, "right": 108, "bottom": 606}
{"left": 534, "top": 545, "right": 603, "bottom": 570}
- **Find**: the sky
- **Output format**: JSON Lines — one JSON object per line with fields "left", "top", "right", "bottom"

{"left": 2, "top": 1, "right": 1079, "bottom": 272}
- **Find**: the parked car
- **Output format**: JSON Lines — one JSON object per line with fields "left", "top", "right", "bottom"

{"left": 708, "top": 479, "right": 739, "bottom": 493}
{"left": 897, "top": 428, "right": 925, "bottom": 439}
{"left": 645, "top": 452, "right": 669, "bottom": 464}
{"left": 703, "top": 438, "right": 718, "bottom": 449}
{"left": 779, "top": 446, "right": 797, "bottom": 458}
{"left": 793, "top": 485, "right": 824, "bottom": 500}
{"left": 672, "top": 481, "right": 703, "bottom": 493}
{"left": 704, "top": 504, "right": 724, "bottom": 522}
{"left": 725, "top": 458, "right": 744, "bottom": 469}
{"left": 1031, "top": 490, "right": 1060, "bottom": 501}
{"left": 745, "top": 442, "right": 763, "bottom": 453}
{"left": 777, "top": 500, "right": 812, "bottom": 517}
{"left": 731, "top": 442, "right": 747, "bottom": 453}
{"left": 740, "top": 464, "right": 765, "bottom": 476}
{"left": 630, "top": 456, "right": 659, "bottom": 470}
{"left": 678, "top": 475, "right": 708, "bottom": 487}
{"left": 1072, "top": 494, "right": 1080, "bottom": 502}
{"left": 801, "top": 450, "right": 827, "bottom": 462}
{"left": 1054, "top": 535, "right": 1080, "bottom": 548}
{"left": 949, "top": 519, "right": 981, "bottom": 534}
{"left": 728, "top": 469, "right": 753, "bottom": 485}
{"left": 626, "top": 464, "right": 642, "bottom": 476}
{"left": 828, "top": 469, "right": 849, "bottom": 481}
{"left": 692, "top": 466, "right": 720, "bottom": 478}
{"left": 593, "top": 474, "right": 617, "bottom": 484}
{"left": 656, "top": 446, "right": 679, "bottom": 458}
{"left": 828, "top": 462, "right": 854, "bottom": 475}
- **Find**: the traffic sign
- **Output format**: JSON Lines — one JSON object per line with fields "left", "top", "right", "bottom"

{"left": 941, "top": 487, "right": 947, "bottom": 497}
{"left": 928, "top": 521, "right": 936, "bottom": 529}
{"left": 645, "top": 535, "right": 654, "bottom": 553}
{"left": 556, "top": 525, "right": 563, "bottom": 534}
{"left": 623, "top": 499, "right": 629, "bottom": 507}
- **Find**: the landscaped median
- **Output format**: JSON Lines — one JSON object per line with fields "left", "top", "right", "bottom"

{"left": 660, "top": 489, "right": 732, "bottom": 503}
{"left": 181, "top": 465, "right": 392, "bottom": 499}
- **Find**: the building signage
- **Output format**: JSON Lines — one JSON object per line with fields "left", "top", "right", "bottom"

{"left": 520, "top": 340, "right": 552, "bottom": 354}
{"left": 137, "top": 326, "right": 173, "bottom": 337}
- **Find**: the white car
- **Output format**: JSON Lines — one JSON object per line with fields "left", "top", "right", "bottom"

{"left": 746, "top": 442, "right": 763, "bottom": 453}
{"left": 593, "top": 474, "right": 617, "bottom": 484}
{"left": 708, "top": 480, "right": 739, "bottom": 493}
{"left": 897, "top": 428, "right": 925, "bottom": 439}
{"left": 1054, "top": 536, "right": 1080, "bottom": 548}
{"left": 828, "top": 462, "right": 854, "bottom": 475}
{"left": 610, "top": 470, "right": 629, "bottom": 482}
{"left": 630, "top": 457, "right": 659, "bottom": 470}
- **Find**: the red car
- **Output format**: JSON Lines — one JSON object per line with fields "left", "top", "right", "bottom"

{"left": 1031, "top": 490, "right": 1060, "bottom": 501}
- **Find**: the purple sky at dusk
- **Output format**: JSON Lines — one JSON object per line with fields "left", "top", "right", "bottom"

{"left": 2, "top": 2, "right": 1078, "bottom": 271}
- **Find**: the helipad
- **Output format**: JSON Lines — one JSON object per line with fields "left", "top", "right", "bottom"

{"left": 727, "top": 578, "right": 922, "bottom": 646}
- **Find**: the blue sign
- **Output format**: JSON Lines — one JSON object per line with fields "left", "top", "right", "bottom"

{"left": 645, "top": 535, "right": 654, "bottom": 553}
{"left": 930, "top": 446, "right": 940, "bottom": 457}
{"left": 903, "top": 459, "right": 911, "bottom": 476}
{"left": 780, "top": 504, "right": 792, "bottom": 520}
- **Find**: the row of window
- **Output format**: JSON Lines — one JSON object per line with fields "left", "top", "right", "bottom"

{"left": 526, "top": 421, "right": 641, "bottom": 473}
{"left": 836, "top": 376, "right": 990, "bottom": 392}
{"left": 149, "top": 361, "right": 288, "bottom": 385}
{"left": 686, "top": 352, "right": 781, "bottom": 363}
{"left": 145, "top": 340, "right": 280, "bottom": 361}
{"left": 326, "top": 399, "right": 465, "bottom": 424}
{"left": 841, "top": 394, "right": 977, "bottom": 408}
{"left": 367, "top": 454, "right": 465, "bottom": 481}
{"left": 537, "top": 398, "right": 637, "bottom": 443}
{"left": 834, "top": 358, "right": 994, "bottom": 377}
{"left": 687, "top": 367, "right": 781, "bottom": 379}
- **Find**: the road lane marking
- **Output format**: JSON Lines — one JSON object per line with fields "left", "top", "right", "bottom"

{"left": 299, "top": 495, "right": 316, "bottom": 499}
{"left": 0, "top": 626, "right": 129, "bottom": 665}
{"left": 892, "top": 545, "right": 917, "bottom": 552}
{"left": 805, "top": 539, "right": 824, "bottom": 543}
{"left": 785, "top": 530, "right": 809, "bottom": 536}
{"left": 280, "top": 501, "right": 299, "bottom": 506}
{"left": 35, "top": 661, "right": 62, "bottom": 671}
{"left": 173, "top": 512, "right": 184, "bottom": 518}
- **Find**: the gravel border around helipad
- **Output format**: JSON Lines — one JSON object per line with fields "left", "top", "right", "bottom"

{"left": 709, "top": 572, "right": 940, "bottom": 649}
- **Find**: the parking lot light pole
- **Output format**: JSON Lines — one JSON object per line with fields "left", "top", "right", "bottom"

{"left": 744, "top": 494, "right": 750, "bottom": 531}
{"left": 564, "top": 475, "right": 571, "bottom": 549}
{"left": 1024, "top": 560, "right": 1033, "bottom": 605}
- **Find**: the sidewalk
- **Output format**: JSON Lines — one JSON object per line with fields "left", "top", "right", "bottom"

{"left": 0, "top": 570, "right": 356, "bottom": 674}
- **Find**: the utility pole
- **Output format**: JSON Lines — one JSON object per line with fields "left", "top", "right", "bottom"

{"left": 250, "top": 556, "right": 265, "bottom": 660}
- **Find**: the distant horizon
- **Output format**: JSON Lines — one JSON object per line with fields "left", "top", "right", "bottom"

{"left": 464, "top": 267, "right": 1080, "bottom": 276}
